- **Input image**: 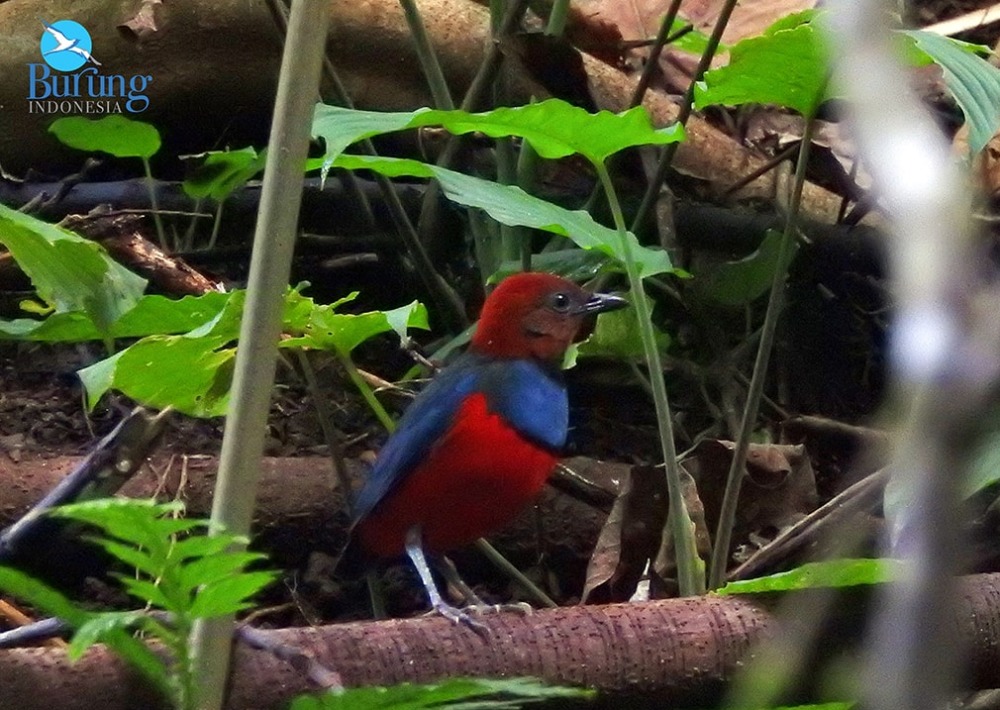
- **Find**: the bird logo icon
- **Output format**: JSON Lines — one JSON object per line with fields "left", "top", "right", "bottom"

{"left": 39, "top": 20, "right": 101, "bottom": 72}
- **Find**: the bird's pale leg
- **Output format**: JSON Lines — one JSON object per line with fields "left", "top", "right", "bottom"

{"left": 404, "top": 526, "right": 487, "bottom": 634}
{"left": 436, "top": 555, "right": 532, "bottom": 616}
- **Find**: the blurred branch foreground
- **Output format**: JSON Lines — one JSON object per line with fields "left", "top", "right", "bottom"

{"left": 2, "top": 573, "right": 1000, "bottom": 709}
{"left": 825, "top": 1, "right": 998, "bottom": 709}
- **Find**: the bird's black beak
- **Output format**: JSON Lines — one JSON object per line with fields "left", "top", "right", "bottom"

{"left": 574, "top": 291, "right": 629, "bottom": 315}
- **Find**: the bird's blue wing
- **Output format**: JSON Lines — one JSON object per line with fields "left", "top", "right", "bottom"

{"left": 351, "top": 355, "right": 482, "bottom": 524}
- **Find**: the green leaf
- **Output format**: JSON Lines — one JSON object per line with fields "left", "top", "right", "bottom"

{"left": 68, "top": 610, "right": 146, "bottom": 660}
{"left": 702, "top": 229, "right": 799, "bottom": 306}
{"left": 313, "top": 99, "right": 684, "bottom": 167}
{"left": 577, "top": 290, "right": 669, "bottom": 360}
{"left": 189, "top": 571, "right": 278, "bottom": 617}
{"left": 903, "top": 30, "right": 1000, "bottom": 155}
{"left": 114, "top": 575, "right": 175, "bottom": 611}
{"left": 289, "top": 677, "right": 592, "bottom": 710}
{"left": 52, "top": 499, "right": 192, "bottom": 543}
{"left": 0, "top": 204, "right": 147, "bottom": 339}
{"left": 0, "top": 292, "right": 232, "bottom": 343}
{"left": 77, "top": 293, "right": 244, "bottom": 416}
{"left": 178, "top": 552, "right": 270, "bottom": 593}
{"left": 282, "top": 291, "right": 431, "bottom": 354}
{"left": 695, "top": 12, "right": 828, "bottom": 116}
{"left": 49, "top": 115, "right": 161, "bottom": 159}
{"left": 170, "top": 533, "right": 246, "bottom": 562}
{"left": 0, "top": 566, "right": 92, "bottom": 627}
{"left": 332, "top": 154, "right": 674, "bottom": 280}
{"left": 668, "top": 18, "right": 720, "bottom": 55}
{"left": 81, "top": 334, "right": 237, "bottom": 416}
{"left": 717, "top": 558, "right": 905, "bottom": 595}
{"left": 493, "top": 249, "right": 614, "bottom": 284}
{"left": 86, "top": 537, "right": 163, "bottom": 578}
{"left": 182, "top": 147, "right": 268, "bottom": 201}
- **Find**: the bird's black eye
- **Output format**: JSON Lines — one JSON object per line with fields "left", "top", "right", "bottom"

{"left": 549, "top": 292, "right": 572, "bottom": 312}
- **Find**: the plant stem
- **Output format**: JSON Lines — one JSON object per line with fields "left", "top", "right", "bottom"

{"left": 187, "top": 2, "right": 328, "bottom": 708}
{"left": 337, "top": 349, "right": 397, "bottom": 433}
{"left": 545, "top": 0, "right": 571, "bottom": 35}
{"left": 706, "top": 115, "right": 816, "bottom": 590}
{"left": 630, "top": 0, "right": 737, "bottom": 235}
{"left": 629, "top": 0, "right": 685, "bottom": 106}
{"left": 399, "top": 0, "right": 455, "bottom": 110}
{"left": 594, "top": 161, "right": 703, "bottom": 596}
{"left": 142, "top": 157, "right": 168, "bottom": 250}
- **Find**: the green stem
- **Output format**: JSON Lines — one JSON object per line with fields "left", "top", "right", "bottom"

{"left": 629, "top": 0, "right": 684, "bottom": 106}
{"left": 594, "top": 161, "right": 703, "bottom": 596}
{"left": 337, "top": 349, "right": 397, "bottom": 433}
{"left": 142, "top": 157, "right": 168, "bottom": 250}
{"left": 630, "top": 0, "right": 738, "bottom": 235}
{"left": 399, "top": 0, "right": 455, "bottom": 110}
{"left": 706, "top": 114, "right": 817, "bottom": 590}
{"left": 545, "top": 0, "right": 571, "bottom": 36}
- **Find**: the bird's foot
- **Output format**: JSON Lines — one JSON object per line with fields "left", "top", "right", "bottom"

{"left": 465, "top": 601, "right": 533, "bottom": 616}
{"left": 424, "top": 600, "right": 489, "bottom": 637}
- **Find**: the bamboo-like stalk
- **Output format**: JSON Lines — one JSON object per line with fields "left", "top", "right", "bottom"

{"left": 186, "top": 2, "right": 329, "bottom": 708}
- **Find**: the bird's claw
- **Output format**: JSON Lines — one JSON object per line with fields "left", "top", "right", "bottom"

{"left": 465, "top": 601, "right": 533, "bottom": 616}
{"left": 426, "top": 600, "right": 490, "bottom": 637}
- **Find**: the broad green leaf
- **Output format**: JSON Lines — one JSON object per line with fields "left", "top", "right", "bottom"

{"left": 332, "top": 154, "right": 674, "bottom": 279}
{"left": 78, "top": 287, "right": 430, "bottom": 417}
{"left": 717, "top": 558, "right": 905, "bottom": 595}
{"left": 188, "top": 571, "right": 279, "bottom": 617}
{"left": 79, "top": 334, "right": 236, "bottom": 416}
{"left": 49, "top": 115, "right": 161, "bottom": 159}
{"left": 282, "top": 291, "right": 430, "bottom": 354}
{"left": 290, "top": 677, "right": 592, "bottom": 710}
{"left": 702, "top": 229, "right": 799, "bottom": 306}
{"left": 577, "top": 290, "right": 669, "bottom": 360}
{"left": 695, "top": 12, "right": 828, "bottom": 116}
{"left": 77, "top": 293, "right": 244, "bottom": 415}
{"left": 0, "top": 292, "right": 231, "bottom": 343}
{"left": 903, "top": 29, "right": 1000, "bottom": 155}
{"left": 313, "top": 99, "right": 684, "bottom": 166}
{"left": 182, "top": 146, "right": 268, "bottom": 201}
{"left": 493, "top": 249, "right": 614, "bottom": 283}
{"left": 0, "top": 204, "right": 147, "bottom": 338}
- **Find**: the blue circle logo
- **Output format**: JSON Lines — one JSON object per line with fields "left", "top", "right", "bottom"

{"left": 39, "top": 20, "right": 100, "bottom": 72}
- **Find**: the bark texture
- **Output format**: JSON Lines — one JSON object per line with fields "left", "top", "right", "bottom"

{"left": 5, "top": 575, "right": 1000, "bottom": 709}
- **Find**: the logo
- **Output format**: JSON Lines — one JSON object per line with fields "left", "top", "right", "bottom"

{"left": 28, "top": 19, "right": 153, "bottom": 115}
{"left": 40, "top": 20, "right": 100, "bottom": 72}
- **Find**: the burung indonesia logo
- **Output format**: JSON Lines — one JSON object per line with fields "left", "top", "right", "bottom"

{"left": 28, "top": 20, "right": 152, "bottom": 114}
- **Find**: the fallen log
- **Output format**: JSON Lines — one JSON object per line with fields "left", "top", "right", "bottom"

{"left": 3, "top": 573, "right": 1000, "bottom": 709}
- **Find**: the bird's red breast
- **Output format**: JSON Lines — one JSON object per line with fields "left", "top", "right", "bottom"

{"left": 357, "top": 392, "right": 559, "bottom": 556}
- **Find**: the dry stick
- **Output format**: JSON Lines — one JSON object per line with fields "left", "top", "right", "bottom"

{"left": 630, "top": 0, "right": 739, "bottom": 236}
{"left": 629, "top": 0, "right": 685, "bottom": 107}
{"left": 728, "top": 467, "right": 889, "bottom": 581}
{"left": 718, "top": 143, "right": 799, "bottom": 199}
{"left": 923, "top": 2, "right": 1000, "bottom": 35}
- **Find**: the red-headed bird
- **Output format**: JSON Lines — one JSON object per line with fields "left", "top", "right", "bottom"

{"left": 351, "top": 272, "right": 627, "bottom": 625}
